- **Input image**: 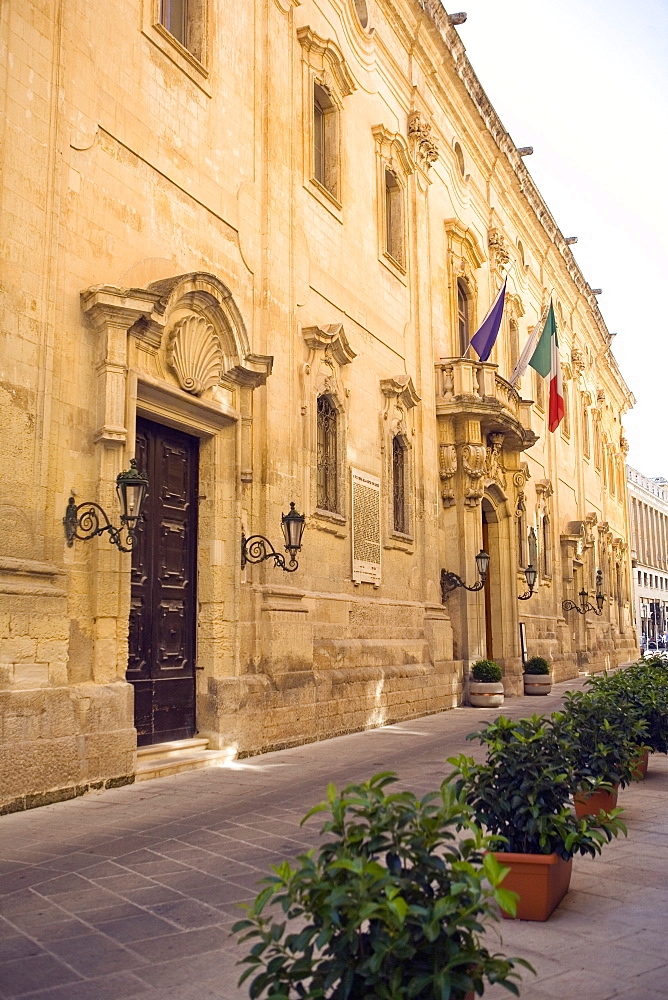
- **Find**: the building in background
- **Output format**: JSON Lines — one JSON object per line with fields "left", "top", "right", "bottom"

{"left": 0, "top": 0, "right": 637, "bottom": 813}
{"left": 627, "top": 467, "right": 668, "bottom": 649}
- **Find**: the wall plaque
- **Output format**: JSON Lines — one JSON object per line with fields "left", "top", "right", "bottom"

{"left": 351, "top": 468, "right": 381, "bottom": 584}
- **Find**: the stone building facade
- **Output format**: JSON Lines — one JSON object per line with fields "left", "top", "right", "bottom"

{"left": 0, "top": 0, "right": 637, "bottom": 811}
{"left": 627, "top": 467, "right": 668, "bottom": 645}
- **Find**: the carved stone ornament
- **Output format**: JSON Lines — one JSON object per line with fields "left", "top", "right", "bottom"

{"left": 302, "top": 324, "right": 356, "bottom": 366}
{"left": 620, "top": 433, "right": 629, "bottom": 455}
{"left": 460, "top": 443, "right": 487, "bottom": 507}
{"left": 597, "top": 388, "right": 606, "bottom": 404}
{"left": 439, "top": 443, "right": 457, "bottom": 507}
{"left": 488, "top": 228, "right": 511, "bottom": 269}
{"left": 408, "top": 112, "right": 439, "bottom": 168}
{"left": 166, "top": 315, "right": 223, "bottom": 396}
{"left": 484, "top": 432, "right": 506, "bottom": 488}
{"left": 571, "top": 348, "right": 586, "bottom": 379}
{"left": 380, "top": 375, "right": 421, "bottom": 409}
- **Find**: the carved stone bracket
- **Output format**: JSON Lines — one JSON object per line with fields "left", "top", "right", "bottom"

{"left": 488, "top": 228, "right": 510, "bottom": 270}
{"left": 408, "top": 111, "right": 439, "bottom": 168}
{"left": 439, "top": 443, "right": 457, "bottom": 507}
{"left": 571, "top": 347, "right": 586, "bottom": 380}
{"left": 460, "top": 443, "right": 487, "bottom": 507}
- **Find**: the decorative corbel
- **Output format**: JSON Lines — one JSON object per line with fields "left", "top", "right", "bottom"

{"left": 461, "top": 443, "right": 487, "bottom": 507}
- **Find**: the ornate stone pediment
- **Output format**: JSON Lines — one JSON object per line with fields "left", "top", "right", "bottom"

{"left": 302, "top": 324, "right": 356, "bottom": 366}
{"left": 380, "top": 375, "right": 420, "bottom": 409}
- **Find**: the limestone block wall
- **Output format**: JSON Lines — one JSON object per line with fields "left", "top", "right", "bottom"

{"left": 0, "top": 0, "right": 638, "bottom": 812}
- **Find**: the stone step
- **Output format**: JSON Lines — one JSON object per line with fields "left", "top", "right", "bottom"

{"left": 135, "top": 745, "right": 231, "bottom": 783}
{"left": 136, "top": 737, "right": 210, "bottom": 763}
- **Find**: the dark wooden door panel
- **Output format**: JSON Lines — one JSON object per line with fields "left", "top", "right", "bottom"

{"left": 128, "top": 418, "right": 198, "bottom": 746}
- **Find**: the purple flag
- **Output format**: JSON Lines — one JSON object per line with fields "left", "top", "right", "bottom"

{"left": 468, "top": 279, "right": 507, "bottom": 362}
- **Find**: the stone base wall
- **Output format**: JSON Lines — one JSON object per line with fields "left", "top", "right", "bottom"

{"left": 0, "top": 681, "right": 136, "bottom": 814}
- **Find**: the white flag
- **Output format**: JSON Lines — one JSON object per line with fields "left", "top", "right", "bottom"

{"left": 510, "top": 302, "right": 550, "bottom": 387}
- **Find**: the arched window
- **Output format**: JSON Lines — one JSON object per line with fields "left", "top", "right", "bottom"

{"left": 509, "top": 318, "right": 519, "bottom": 376}
{"left": 517, "top": 500, "right": 527, "bottom": 569}
{"left": 384, "top": 169, "right": 403, "bottom": 265}
{"left": 517, "top": 240, "right": 525, "bottom": 266}
{"left": 454, "top": 141, "right": 465, "bottom": 177}
{"left": 317, "top": 395, "right": 338, "bottom": 512}
{"left": 582, "top": 398, "right": 590, "bottom": 457}
{"left": 533, "top": 367, "right": 544, "bottom": 410}
{"left": 353, "top": 0, "right": 368, "bottom": 26}
{"left": 561, "top": 381, "right": 570, "bottom": 437}
{"left": 313, "top": 84, "right": 338, "bottom": 197}
{"left": 392, "top": 436, "right": 407, "bottom": 533}
{"left": 457, "top": 280, "right": 470, "bottom": 356}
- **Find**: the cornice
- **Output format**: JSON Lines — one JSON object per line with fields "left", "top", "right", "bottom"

{"left": 373, "top": 0, "right": 632, "bottom": 400}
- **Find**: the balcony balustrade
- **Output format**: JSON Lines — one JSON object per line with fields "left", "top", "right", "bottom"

{"left": 436, "top": 358, "right": 538, "bottom": 452}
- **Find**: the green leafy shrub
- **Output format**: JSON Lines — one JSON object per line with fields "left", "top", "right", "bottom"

{"left": 588, "top": 663, "right": 668, "bottom": 754}
{"left": 559, "top": 689, "right": 648, "bottom": 790}
{"left": 233, "top": 772, "right": 532, "bottom": 999}
{"left": 470, "top": 659, "right": 502, "bottom": 683}
{"left": 523, "top": 656, "right": 549, "bottom": 675}
{"left": 446, "top": 715, "right": 626, "bottom": 860}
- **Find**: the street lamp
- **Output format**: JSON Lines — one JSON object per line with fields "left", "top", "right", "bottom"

{"left": 64, "top": 459, "right": 149, "bottom": 553}
{"left": 518, "top": 563, "right": 538, "bottom": 601}
{"left": 562, "top": 569, "right": 604, "bottom": 616}
{"left": 441, "top": 549, "right": 490, "bottom": 600}
{"left": 241, "top": 502, "right": 306, "bottom": 573}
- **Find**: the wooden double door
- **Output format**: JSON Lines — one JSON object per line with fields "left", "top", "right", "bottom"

{"left": 128, "top": 418, "right": 199, "bottom": 746}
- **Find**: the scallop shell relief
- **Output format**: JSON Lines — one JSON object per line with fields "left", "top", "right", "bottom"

{"left": 167, "top": 315, "right": 224, "bottom": 395}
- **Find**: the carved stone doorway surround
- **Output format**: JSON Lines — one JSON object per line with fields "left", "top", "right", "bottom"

{"left": 80, "top": 272, "right": 273, "bottom": 751}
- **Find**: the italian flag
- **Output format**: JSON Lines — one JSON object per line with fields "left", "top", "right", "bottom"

{"left": 528, "top": 301, "right": 564, "bottom": 432}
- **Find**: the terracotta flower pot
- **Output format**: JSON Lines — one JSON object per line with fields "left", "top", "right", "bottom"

{"left": 494, "top": 851, "right": 572, "bottom": 921}
{"left": 523, "top": 672, "right": 552, "bottom": 696}
{"left": 469, "top": 680, "right": 504, "bottom": 708}
{"left": 573, "top": 784, "right": 619, "bottom": 818}
{"left": 632, "top": 749, "right": 649, "bottom": 780}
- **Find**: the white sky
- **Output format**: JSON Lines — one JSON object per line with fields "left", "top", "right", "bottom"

{"left": 458, "top": 0, "right": 668, "bottom": 478}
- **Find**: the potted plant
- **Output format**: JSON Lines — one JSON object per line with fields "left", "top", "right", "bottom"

{"left": 233, "top": 772, "right": 532, "bottom": 999}
{"left": 447, "top": 715, "right": 626, "bottom": 921}
{"left": 469, "top": 659, "right": 504, "bottom": 708}
{"left": 588, "top": 661, "right": 668, "bottom": 777}
{"left": 523, "top": 656, "right": 552, "bottom": 696}
{"left": 559, "top": 689, "right": 648, "bottom": 816}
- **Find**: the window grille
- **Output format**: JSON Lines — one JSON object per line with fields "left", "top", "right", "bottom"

{"left": 392, "top": 436, "right": 407, "bottom": 533}
{"left": 317, "top": 396, "right": 338, "bottom": 511}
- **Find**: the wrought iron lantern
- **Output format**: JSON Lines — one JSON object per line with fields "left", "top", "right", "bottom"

{"left": 64, "top": 459, "right": 149, "bottom": 553}
{"left": 518, "top": 563, "right": 538, "bottom": 601}
{"left": 241, "top": 502, "right": 306, "bottom": 573}
{"left": 441, "top": 549, "right": 490, "bottom": 600}
{"left": 562, "top": 569, "right": 604, "bottom": 616}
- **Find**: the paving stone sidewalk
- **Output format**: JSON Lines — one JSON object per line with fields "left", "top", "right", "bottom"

{"left": 1, "top": 676, "right": 667, "bottom": 1000}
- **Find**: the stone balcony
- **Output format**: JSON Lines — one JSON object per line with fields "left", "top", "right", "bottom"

{"left": 436, "top": 358, "right": 538, "bottom": 452}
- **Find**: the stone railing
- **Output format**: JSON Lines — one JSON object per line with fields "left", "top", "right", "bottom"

{"left": 436, "top": 358, "right": 537, "bottom": 452}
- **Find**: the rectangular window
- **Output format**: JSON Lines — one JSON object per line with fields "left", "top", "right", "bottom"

{"left": 161, "top": 0, "right": 188, "bottom": 47}
{"left": 317, "top": 395, "right": 338, "bottom": 512}
{"left": 384, "top": 169, "right": 403, "bottom": 266}
{"left": 392, "top": 436, "right": 407, "bottom": 533}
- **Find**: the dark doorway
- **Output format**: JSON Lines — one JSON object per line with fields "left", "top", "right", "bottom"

{"left": 482, "top": 509, "right": 494, "bottom": 659}
{"left": 128, "top": 418, "right": 199, "bottom": 746}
